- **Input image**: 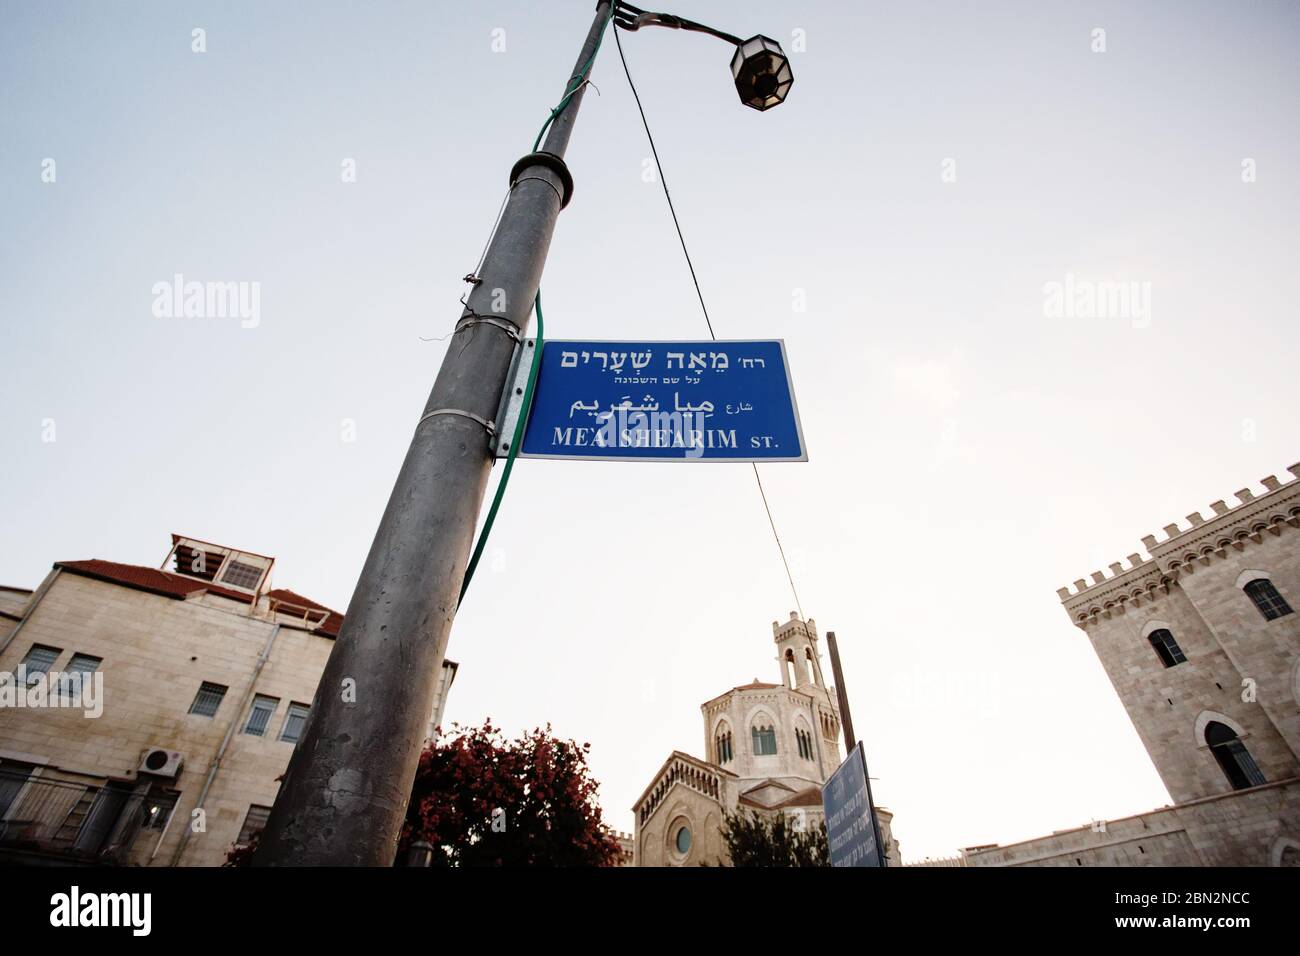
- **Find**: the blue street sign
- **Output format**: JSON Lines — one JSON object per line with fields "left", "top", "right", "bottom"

{"left": 822, "top": 743, "right": 884, "bottom": 867}
{"left": 518, "top": 339, "right": 806, "bottom": 462}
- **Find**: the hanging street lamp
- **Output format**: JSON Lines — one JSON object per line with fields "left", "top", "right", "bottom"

{"left": 614, "top": 3, "right": 794, "bottom": 111}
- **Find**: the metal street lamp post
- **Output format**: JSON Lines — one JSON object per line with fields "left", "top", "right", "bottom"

{"left": 255, "top": 1, "right": 791, "bottom": 866}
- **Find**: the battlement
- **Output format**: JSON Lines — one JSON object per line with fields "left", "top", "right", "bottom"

{"left": 1058, "top": 461, "right": 1300, "bottom": 626}
{"left": 772, "top": 610, "right": 817, "bottom": 642}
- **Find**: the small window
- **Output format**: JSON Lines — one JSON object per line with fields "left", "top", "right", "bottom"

{"left": 141, "top": 791, "right": 178, "bottom": 831}
{"left": 188, "top": 681, "right": 228, "bottom": 717}
{"left": 19, "top": 644, "right": 61, "bottom": 682}
{"left": 220, "top": 561, "right": 263, "bottom": 590}
{"left": 279, "top": 702, "right": 311, "bottom": 743}
{"left": 1147, "top": 629, "right": 1186, "bottom": 668}
{"left": 59, "top": 653, "right": 102, "bottom": 701}
{"left": 237, "top": 804, "right": 272, "bottom": 846}
{"left": 1244, "top": 579, "right": 1293, "bottom": 621}
{"left": 243, "top": 694, "right": 280, "bottom": 736}
{"left": 752, "top": 724, "right": 778, "bottom": 756}
{"left": 0, "top": 761, "right": 37, "bottom": 818}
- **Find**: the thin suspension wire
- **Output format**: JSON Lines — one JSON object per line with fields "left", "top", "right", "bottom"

{"left": 469, "top": 187, "right": 511, "bottom": 283}
{"left": 613, "top": 24, "right": 805, "bottom": 619}
{"left": 612, "top": 24, "right": 716, "bottom": 340}
{"left": 752, "top": 465, "right": 805, "bottom": 619}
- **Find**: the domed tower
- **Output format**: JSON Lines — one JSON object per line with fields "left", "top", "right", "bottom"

{"left": 636, "top": 611, "right": 898, "bottom": 867}
{"left": 696, "top": 611, "right": 843, "bottom": 794}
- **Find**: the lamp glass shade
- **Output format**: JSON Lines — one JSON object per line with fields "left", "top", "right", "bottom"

{"left": 730, "top": 35, "right": 793, "bottom": 111}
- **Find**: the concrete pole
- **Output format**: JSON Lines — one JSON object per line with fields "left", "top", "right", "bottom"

{"left": 255, "top": 2, "right": 613, "bottom": 866}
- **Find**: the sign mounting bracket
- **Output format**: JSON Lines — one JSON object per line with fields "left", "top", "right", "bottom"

{"left": 492, "top": 338, "right": 537, "bottom": 459}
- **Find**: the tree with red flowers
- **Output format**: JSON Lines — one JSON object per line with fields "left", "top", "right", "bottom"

{"left": 399, "top": 721, "right": 623, "bottom": 867}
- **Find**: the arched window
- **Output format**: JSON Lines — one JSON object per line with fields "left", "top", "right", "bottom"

{"left": 1205, "top": 721, "right": 1266, "bottom": 790}
{"left": 715, "top": 724, "right": 733, "bottom": 764}
{"left": 805, "top": 647, "right": 818, "bottom": 686}
{"left": 1244, "top": 579, "right": 1293, "bottom": 621}
{"left": 752, "top": 721, "right": 777, "bottom": 756}
{"left": 1147, "top": 629, "right": 1186, "bottom": 668}
{"left": 795, "top": 728, "right": 814, "bottom": 761}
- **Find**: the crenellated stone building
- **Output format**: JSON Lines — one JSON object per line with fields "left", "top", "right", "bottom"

{"left": 962, "top": 462, "right": 1300, "bottom": 867}
{"left": 633, "top": 612, "right": 900, "bottom": 866}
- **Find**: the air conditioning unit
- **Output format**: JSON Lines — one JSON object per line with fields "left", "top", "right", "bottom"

{"left": 139, "top": 748, "right": 183, "bottom": 778}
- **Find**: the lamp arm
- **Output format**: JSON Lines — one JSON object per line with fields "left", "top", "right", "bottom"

{"left": 613, "top": 2, "right": 743, "bottom": 47}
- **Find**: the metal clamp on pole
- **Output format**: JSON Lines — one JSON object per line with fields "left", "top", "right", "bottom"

{"left": 454, "top": 313, "right": 523, "bottom": 343}
{"left": 416, "top": 407, "right": 497, "bottom": 453}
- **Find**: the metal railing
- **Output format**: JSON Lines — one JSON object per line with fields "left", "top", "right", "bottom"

{"left": 0, "top": 769, "right": 123, "bottom": 858}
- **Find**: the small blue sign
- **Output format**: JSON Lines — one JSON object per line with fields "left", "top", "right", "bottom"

{"left": 518, "top": 339, "right": 806, "bottom": 462}
{"left": 822, "top": 743, "right": 883, "bottom": 868}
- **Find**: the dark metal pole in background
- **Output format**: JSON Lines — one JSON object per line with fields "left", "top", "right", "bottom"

{"left": 255, "top": 2, "right": 613, "bottom": 866}
{"left": 825, "top": 631, "right": 856, "bottom": 751}
{"left": 826, "top": 630, "right": 888, "bottom": 866}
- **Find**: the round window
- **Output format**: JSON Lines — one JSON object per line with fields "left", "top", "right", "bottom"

{"left": 675, "top": 825, "right": 692, "bottom": 855}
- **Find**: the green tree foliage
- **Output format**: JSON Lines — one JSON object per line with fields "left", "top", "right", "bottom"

{"left": 719, "top": 809, "right": 829, "bottom": 867}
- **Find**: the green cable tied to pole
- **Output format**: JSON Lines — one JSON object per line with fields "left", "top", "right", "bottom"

{"left": 460, "top": 7, "right": 614, "bottom": 607}
{"left": 459, "top": 291, "right": 544, "bottom": 607}
{"left": 532, "top": 4, "right": 615, "bottom": 152}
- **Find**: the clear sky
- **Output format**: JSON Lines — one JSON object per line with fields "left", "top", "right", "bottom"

{"left": 2, "top": 1, "right": 1298, "bottom": 860}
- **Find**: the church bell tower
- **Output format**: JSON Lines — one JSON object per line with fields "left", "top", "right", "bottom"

{"left": 772, "top": 611, "right": 842, "bottom": 769}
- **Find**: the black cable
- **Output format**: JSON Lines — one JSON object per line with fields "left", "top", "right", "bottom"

{"left": 752, "top": 465, "right": 805, "bottom": 619}
{"left": 613, "top": 24, "right": 805, "bottom": 620}
{"left": 612, "top": 23, "right": 716, "bottom": 341}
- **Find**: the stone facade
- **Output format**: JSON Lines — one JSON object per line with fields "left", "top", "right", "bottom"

{"left": 960, "top": 462, "right": 1300, "bottom": 867}
{"left": 966, "top": 780, "right": 1300, "bottom": 867}
{"left": 633, "top": 612, "right": 900, "bottom": 867}
{"left": 0, "top": 534, "right": 456, "bottom": 867}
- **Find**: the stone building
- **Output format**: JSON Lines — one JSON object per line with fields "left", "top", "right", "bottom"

{"left": 633, "top": 612, "right": 900, "bottom": 866}
{"left": 0, "top": 533, "right": 456, "bottom": 866}
{"left": 610, "top": 830, "right": 635, "bottom": 867}
{"left": 962, "top": 462, "right": 1300, "bottom": 866}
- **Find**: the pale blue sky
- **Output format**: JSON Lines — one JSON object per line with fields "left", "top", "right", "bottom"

{"left": 2, "top": 1, "right": 1298, "bottom": 859}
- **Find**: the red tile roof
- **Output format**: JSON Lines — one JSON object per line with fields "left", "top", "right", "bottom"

{"left": 55, "top": 559, "right": 343, "bottom": 637}
{"left": 58, "top": 560, "right": 225, "bottom": 600}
